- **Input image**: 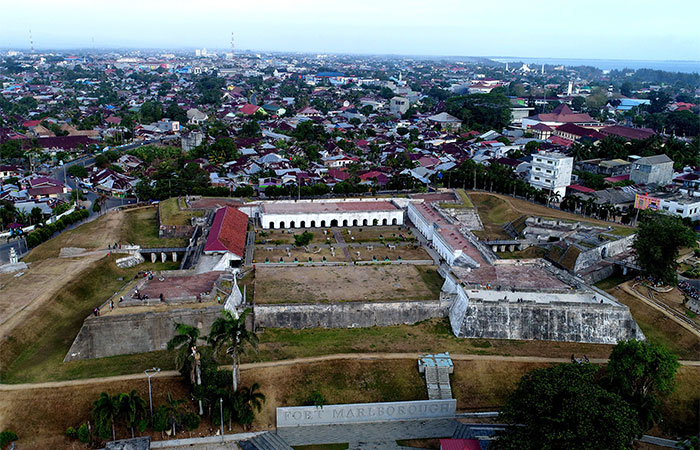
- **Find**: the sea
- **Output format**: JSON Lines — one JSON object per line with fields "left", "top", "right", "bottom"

{"left": 489, "top": 57, "right": 700, "bottom": 74}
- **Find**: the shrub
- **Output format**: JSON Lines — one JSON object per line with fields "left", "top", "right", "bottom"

{"left": 65, "top": 426, "right": 77, "bottom": 439}
{"left": 76, "top": 423, "right": 90, "bottom": 443}
{"left": 182, "top": 412, "right": 200, "bottom": 431}
{"left": 152, "top": 406, "right": 170, "bottom": 433}
{"left": 0, "top": 430, "right": 18, "bottom": 446}
{"left": 294, "top": 231, "right": 314, "bottom": 247}
{"left": 304, "top": 390, "right": 327, "bottom": 408}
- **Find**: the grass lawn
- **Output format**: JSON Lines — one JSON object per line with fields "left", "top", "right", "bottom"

{"left": 0, "top": 256, "right": 179, "bottom": 384}
{"left": 120, "top": 206, "right": 189, "bottom": 248}
{"left": 605, "top": 286, "right": 700, "bottom": 360}
{"left": 469, "top": 193, "right": 521, "bottom": 239}
{"left": 440, "top": 189, "right": 475, "bottom": 210}
{"left": 253, "top": 318, "right": 614, "bottom": 362}
{"left": 158, "top": 197, "right": 202, "bottom": 226}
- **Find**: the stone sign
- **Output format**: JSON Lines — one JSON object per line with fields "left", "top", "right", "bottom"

{"left": 277, "top": 399, "right": 456, "bottom": 427}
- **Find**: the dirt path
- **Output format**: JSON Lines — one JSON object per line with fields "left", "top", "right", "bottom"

{"left": 3, "top": 352, "right": 699, "bottom": 391}
{"left": 467, "top": 191, "right": 636, "bottom": 230}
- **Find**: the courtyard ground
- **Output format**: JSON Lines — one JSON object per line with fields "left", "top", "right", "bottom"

{"left": 120, "top": 205, "right": 189, "bottom": 248}
{"left": 159, "top": 197, "right": 203, "bottom": 226}
{"left": 254, "top": 265, "right": 442, "bottom": 304}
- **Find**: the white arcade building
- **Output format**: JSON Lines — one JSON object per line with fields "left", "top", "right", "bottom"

{"left": 259, "top": 200, "right": 404, "bottom": 229}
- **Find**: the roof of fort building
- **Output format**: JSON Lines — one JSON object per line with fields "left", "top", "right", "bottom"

{"left": 260, "top": 201, "right": 400, "bottom": 215}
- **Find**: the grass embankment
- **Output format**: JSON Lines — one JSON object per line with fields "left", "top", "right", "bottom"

{"left": 440, "top": 188, "right": 475, "bottom": 209}
{"left": 253, "top": 318, "right": 613, "bottom": 362}
{"left": 120, "top": 206, "right": 189, "bottom": 248}
{"left": 158, "top": 197, "right": 202, "bottom": 226}
{"left": 0, "top": 255, "right": 178, "bottom": 384}
{"left": 468, "top": 191, "right": 636, "bottom": 240}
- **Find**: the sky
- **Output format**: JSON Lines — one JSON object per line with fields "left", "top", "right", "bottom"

{"left": 1, "top": 0, "right": 699, "bottom": 61}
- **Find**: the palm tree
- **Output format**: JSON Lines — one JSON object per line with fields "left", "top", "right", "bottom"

{"left": 167, "top": 323, "right": 201, "bottom": 384}
{"left": 118, "top": 390, "right": 147, "bottom": 438}
{"left": 92, "top": 392, "right": 120, "bottom": 441}
{"left": 207, "top": 309, "right": 258, "bottom": 392}
{"left": 163, "top": 392, "right": 185, "bottom": 437}
{"left": 234, "top": 383, "right": 266, "bottom": 430}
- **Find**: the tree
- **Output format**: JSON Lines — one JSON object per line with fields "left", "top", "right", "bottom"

{"left": 94, "top": 153, "right": 109, "bottom": 168}
{"left": 166, "top": 323, "right": 201, "bottom": 385}
{"left": 633, "top": 211, "right": 696, "bottom": 284}
{"left": 493, "top": 364, "right": 640, "bottom": 450}
{"left": 233, "top": 383, "right": 266, "bottom": 429}
{"left": 118, "top": 390, "right": 148, "bottom": 438}
{"left": 571, "top": 96, "right": 586, "bottom": 111}
{"left": 92, "top": 392, "right": 121, "bottom": 441}
{"left": 445, "top": 92, "right": 512, "bottom": 131}
{"left": 207, "top": 309, "right": 258, "bottom": 392}
{"left": 293, "top": 231, "right": 313, "bottom": 247}
{"left": 208, "top": 137, "right": 239, "bottom": 166}
{"left": 606, "top": 340, "right": 680, "bottom": 431}
{"left": 162, "top": 392, "right": 186, "bottom": 437}
{"left": 67, "top": 164, "right": 88, "bottom": 178}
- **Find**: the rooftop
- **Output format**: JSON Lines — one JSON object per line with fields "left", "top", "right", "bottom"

{"left": 261, "top": 200, "right": 400, "bottom": 215}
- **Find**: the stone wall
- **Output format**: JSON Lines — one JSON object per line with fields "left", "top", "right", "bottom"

{"left": 573, "top": 234, "right": 635, "bottom": 273}
{"left": 65, "top": 306, "right": 223, "bottom": 361}
{"left": 451, "top": 299, "right": 643, "bottom": 344}
{"left": 254, "top": 300, "right": 447, "bottom": 329}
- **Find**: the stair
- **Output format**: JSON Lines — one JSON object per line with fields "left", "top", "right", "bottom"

{"left": 241, "top": 431, "right": 294, "bottom": 450}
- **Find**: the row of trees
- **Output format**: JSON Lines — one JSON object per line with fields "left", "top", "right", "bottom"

{"left": 24, "top": 209, "right": 90, "bottom": 248}
{"left": 494, "top": 340, "right": 680, "bottom": 449}
{"left": 166, "top": 309, "right": 265, "bottom": 431}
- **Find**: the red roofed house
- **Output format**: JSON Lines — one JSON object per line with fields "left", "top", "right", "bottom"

{"left": 522, "top": 103, "right": 598, "bottom": 130}
{"left": 204, "top": 206, "right": 249, "bottom": 270}
{"left": 239, "top": 104, "right": 265, "bottom": 116}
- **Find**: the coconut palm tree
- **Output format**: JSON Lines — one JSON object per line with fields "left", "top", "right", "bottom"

{"left": 92, "top": 392, "right": 120, "bottom": 441}
{"left": 163, "top": 392, "right": 186, "bottom": 437}
{"left": 118, "top": 390, "right": 147, "bottom": 438}
{"left": 167, "top": 323, "right": 201, "bottom": 384}
{"left": 234, "top": 383, "right": 266, "bottom": 430}
{"left": 207, "top": 309, "right": 257, "bottom": 392}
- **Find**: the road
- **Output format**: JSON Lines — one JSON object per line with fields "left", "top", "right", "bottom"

{"left": 0, "top": 138, "right": 176, "bottom": 263}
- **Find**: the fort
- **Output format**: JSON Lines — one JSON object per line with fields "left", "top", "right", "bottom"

{"left": 64, "top": 191, "right": 642, "bottom": 362}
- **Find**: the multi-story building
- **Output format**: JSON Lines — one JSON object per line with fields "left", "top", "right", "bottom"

{"left": 528, "top": 152, "right": 573, "bottom": 198}
{"left": 630, "top": 154, "right": 674, "bottom": 186}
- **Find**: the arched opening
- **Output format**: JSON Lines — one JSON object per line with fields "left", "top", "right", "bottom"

{"left": 392, "top": 218, "right": 398, "bottom": 225}
{"left": 353, "top": 219, "right": 358, "bottom": 226}
{"left": 268, "top": 221, "right": 275, "bottom": 229}
{"left": 382, "top": 218, "right": 388, "bottom": 225}
{"left": 290, "top": 221, "right": 295, "bottom": 228}
{"left": 321, "top": 220, "right": 326, "bottom": 227}
{"left": 300, "top": 221, "right": 306, "bottom": 228}
{"left": 310, "top": 220, "right": 316, "bottom": 228}
{"left": 342, "top": 219, "right": 348, "bottom": 227}
{"left": 279, "top": 221, "right": 285, "bottom": 229}
{"left": 373, "top": 219, "right": 379, "bottom": 226}
{"left": 331, "top": 219, "right": 338, "bottom": 227}
{"left": 363, "top": 219, "right": 368, "bottom": 226}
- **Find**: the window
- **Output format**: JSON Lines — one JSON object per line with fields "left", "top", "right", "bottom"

{"left": 535, "top": 177, "right": 540, "bottom": 181}
{"left": 546, "top": 170, "right": 552, "bottom": 174}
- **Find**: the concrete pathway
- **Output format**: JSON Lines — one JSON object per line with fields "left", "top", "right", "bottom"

{"left": 332, "top": 230, "right": 353, "bottom": 262}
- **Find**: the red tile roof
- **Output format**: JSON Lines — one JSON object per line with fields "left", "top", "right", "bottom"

{"left": 568, "top": 184, "right": 595, "bottom": 193}
{"left": 204, "top": 206, "right": 249, "bottom": 257}
{"left": 239, "top": 104, "right": 261, "bottom": 115}
{"left": 440, "top": 439, "right": 481, "bottom": 450}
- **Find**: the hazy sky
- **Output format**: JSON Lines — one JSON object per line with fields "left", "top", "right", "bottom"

{"left": 1, "top": 0, "right": 699, "bottom": 61}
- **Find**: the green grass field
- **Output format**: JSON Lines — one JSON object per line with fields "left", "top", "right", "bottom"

{"left": 121, "top": 206, "right": 189, "bottom": 248}
{"left": 0, "top": 256, "right": 178, "bottom": 383}
{"left": 158, "top": 197, "right": 203, "bottom": 226}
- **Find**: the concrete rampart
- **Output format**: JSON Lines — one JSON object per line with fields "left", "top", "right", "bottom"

{"left": 64, "top": 306, "right": 223, "bottom": 361}
{"left": 451, "top": 299, "right": 643, "bottom": 344}
{"left": 254, "top": 300, "right": 447, "bottom": 329}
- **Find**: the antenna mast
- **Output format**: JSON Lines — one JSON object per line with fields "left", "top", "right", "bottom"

{"left": 231, "top": 32, "right": 235, "bottom": 58}
{"left": 29, "top": 29, "right": 34, "bottom": 53}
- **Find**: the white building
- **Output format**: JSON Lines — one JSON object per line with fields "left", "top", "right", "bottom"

{"left": 528, "top": 152, "right": 573, "bottom": 198}
{"left": 259, "top": 200, "right": 404, "bottom": 229}
{"left": 389, "top": 96, "right": 409, "bottom": 117}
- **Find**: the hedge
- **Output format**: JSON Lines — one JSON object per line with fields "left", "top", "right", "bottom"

{"left": 25, "top": 209, "right": 90, "bottom": 248}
